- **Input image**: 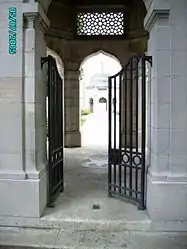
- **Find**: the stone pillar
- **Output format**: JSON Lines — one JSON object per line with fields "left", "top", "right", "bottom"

{"left": 145, "top": 0, "right": 187, "bottom": 221}
{"left": 0, "top": 1, "right": 49, "bottom": 217}
{"left": 64, "top": 69, "right": 81, "bottom": 147}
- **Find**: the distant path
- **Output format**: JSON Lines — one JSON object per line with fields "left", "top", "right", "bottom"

{"left": 81, "top": 111, "right": 119, "bottom": 148}
{"left": 81, "top": 111, "right": 108, "bottom": 147}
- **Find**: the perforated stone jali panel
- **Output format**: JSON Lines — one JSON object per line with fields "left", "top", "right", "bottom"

{"left": 77, "top": 12, "right": 124, "bottom": 36}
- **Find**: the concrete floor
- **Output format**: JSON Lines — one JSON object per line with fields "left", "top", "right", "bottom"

{"left": 43, "top": 147, "right": 148, "bottom": 224}
{"left": 44, "top": 112, "right": 145, "bottom": 223}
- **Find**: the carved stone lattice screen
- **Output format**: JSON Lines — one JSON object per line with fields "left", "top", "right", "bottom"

{"left": 77, "top": 12, "right": 124, "bottom": 36}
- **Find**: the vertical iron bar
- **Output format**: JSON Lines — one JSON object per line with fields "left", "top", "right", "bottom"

{"left": 129, "top": 59, "right": 133, "bottom": 197}
{"left": 53, "top": 64, "right": 56, "bottom": 192}
{"left": 124, "top": 69, "right": 127, "bottom": 195}
{"left": 135, "top": 57, "right": 139, "bottom": 199}
{"left": 119, "top": 74, "right": 122, "bottom": 193}
{"left": 57, "top": 72, "right": 60, "bottom": 188}
{"left": 60, "top": 77, "right": 64, "bottom": 191}
{"left": 140, "top": 56, "right": 146, "bottom": 210}
{"left": 114, "top": 77, "right": 117, "bottom": 192}
{"left": 57, "top": 72, "right": 59, "bottom": 149}
{"left": 51, "top": 63, "right": 54, "bottom": 195}
{"left": 53, "top": 62, "right": 57, "bottom": 195}
{"left": 58, "top": 72, "right": 61, "bottom": 188}
{"left": 62, "top": 76, "right": 64, "bottom": 191}
{"left": 108, "top": 77, "right": 112, "bottom": 196}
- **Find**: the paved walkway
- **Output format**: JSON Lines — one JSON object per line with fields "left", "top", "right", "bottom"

{"left": 81, "top": 111, "right": 119, "bottom": 148}
{"left": 81, "top": 111, "right": 108, "bottom": 147}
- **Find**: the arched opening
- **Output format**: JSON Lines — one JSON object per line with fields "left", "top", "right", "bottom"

{"left": 99, "top": 97, "right": 107, "bottom": 103}
{"left": 99, "top": 97, "right": 107, "bottom": 111}
{"left": 79, "top": 50, "right": 122, "bottom": 147}
{"left": 42, "top": 0, "right": 150, "bottom": 219}
{"left": 80, "top": 50, "right": 122, "bottom": 69}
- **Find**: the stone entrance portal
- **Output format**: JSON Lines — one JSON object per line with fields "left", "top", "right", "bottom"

{"left": 0, "top": 0, "right": 187, "bottom": 232}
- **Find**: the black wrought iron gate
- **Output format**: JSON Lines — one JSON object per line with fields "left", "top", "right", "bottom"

{"left": 41, "top": 55, "right": 64, "bottom": 206}
{"left": 108, "top": 55, "right": 152, "bottom": 209}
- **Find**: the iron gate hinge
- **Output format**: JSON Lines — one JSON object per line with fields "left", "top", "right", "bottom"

{"left": 41, "top": 57, "right": 49, "bottom": 68}
{"left": 145, "top": 56, "right": 152, "bottom": 67}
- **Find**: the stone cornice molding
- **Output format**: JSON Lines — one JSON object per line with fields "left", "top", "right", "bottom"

{"left": 22, "top": 2, "right": 50, "bottom": 33}
{"left": 144, "top": 0, "right": 170, "bottom": 31}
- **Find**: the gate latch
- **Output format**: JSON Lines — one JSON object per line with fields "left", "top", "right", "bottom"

{"left": 109, "top": 149, "right": 121, "bottom": 165}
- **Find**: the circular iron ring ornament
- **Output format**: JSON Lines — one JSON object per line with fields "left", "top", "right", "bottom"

{"left": 132, "top": 154, "right": 142, "bottom": 166}
{"left": 122, "top": 152, "right": 142, "bottom": 166}
{"left": 122, "top": 152, "right": 130, "bottom": 164}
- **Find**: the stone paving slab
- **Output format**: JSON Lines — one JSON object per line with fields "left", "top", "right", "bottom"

{"left": 0, "top": 227, "right": 187, "bottom": 249}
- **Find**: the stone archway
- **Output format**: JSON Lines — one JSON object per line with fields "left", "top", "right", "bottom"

{"left": 80, "top": 50, "right": 121, "bottom": 147}
{"left": 79, "top": 50, "right": 122, "bottom": 70}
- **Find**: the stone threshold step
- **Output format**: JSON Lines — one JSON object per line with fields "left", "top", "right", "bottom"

{"left": 1, "top": 216, "right": 187, "bottom": 232}
{"left": 0, "top": 227, "right": 187, "bottom": 249}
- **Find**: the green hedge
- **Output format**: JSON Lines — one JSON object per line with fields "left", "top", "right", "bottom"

{"left": 81, "top": 108, "right": 92, "bottom": 116}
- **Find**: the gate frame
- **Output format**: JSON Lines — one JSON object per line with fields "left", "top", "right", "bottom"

{"left": 41, "top": 55, "right": 64, "bottom": 206}
{"left": 108, "top": 54, "right": 152, "bottom": 210}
